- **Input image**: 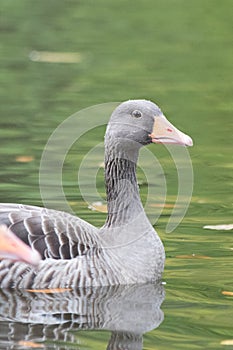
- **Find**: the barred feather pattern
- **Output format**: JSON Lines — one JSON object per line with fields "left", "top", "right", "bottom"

{"left": 0, "top": 205, "right": 161, "bottom": 288}
{"left": 0, "top": 200, "right": 164, "bottom": 288}
{"left": 0, "top": 204, "right": 98, "bottom": 259}
{"left": 0, "top": 204, "right": 127, "bottom": 289}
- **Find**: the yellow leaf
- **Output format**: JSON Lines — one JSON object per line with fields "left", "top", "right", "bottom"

{"left": 29, "top": 51, "right": 82, "bottom": 63}
{"left": 18, "top": 340, "right": 44, "bottom": 348}
{"left": 222, "top": 291, "right": 233, "bottom": 297}
{"left": 88, "top": 202, "right": 107, "bottom": 213}
{"left": 221, "top": 339, "right": 233, "bottom": 345}
{"left": 15, "top": 156, "right": 34, "bottom": 163}
{"left": 26, "top": 288, "right": 72, "bottom": 294}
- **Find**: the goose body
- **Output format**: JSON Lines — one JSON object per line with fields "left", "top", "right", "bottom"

{"left": 0, "top": 100, "right": 193, "bottom": 289}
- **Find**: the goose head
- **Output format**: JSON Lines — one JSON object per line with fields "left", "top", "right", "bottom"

{"left": 104, "top": 99, "right": 193, "bottom": 231}
{"left": 105, "top": 100, "right": 193, "bottom": 153}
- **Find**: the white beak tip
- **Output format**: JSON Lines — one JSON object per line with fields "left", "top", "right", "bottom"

{"left": 184, "top": 135, "right": 193, "bottom": 147}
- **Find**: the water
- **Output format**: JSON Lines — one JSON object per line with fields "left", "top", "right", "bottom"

{"left": 0, "top": 0, "right": 232, "bottom": 349}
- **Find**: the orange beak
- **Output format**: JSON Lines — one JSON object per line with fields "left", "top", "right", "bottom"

{"left": 150, "top": 115, "right": 193, "bottom": 146}
{"left": 0, "top": 225, "right": 41, "bottom": 266}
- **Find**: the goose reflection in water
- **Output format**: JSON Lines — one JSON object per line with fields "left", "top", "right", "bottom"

{"left": 0, "top": 282, "right": 164, "bottom": 350}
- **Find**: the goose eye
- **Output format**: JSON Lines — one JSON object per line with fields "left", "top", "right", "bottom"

{"left": 132, "top": 110, "right": 142, "bottom": 118}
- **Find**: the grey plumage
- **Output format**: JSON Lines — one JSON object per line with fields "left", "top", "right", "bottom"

{"left": 0, "top": 99, "right": 192, "bottom": 289}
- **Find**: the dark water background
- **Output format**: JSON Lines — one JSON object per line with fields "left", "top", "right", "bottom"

{"left": 0, "top": 1, "right": 232, "bottom": 349}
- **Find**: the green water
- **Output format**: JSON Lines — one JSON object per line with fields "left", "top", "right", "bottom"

{"left": 0, "top": 0, "right": 233, "bottom": 349}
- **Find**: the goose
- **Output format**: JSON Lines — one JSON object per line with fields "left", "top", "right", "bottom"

{"left": 0, "top": 100, "right": 193, "bottom": 289}
{"left": 0, "top": 225, "right": 41, "bottom": 265}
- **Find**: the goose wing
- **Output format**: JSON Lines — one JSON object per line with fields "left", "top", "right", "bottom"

{"left": 0, "top": 204, "right": 99, "bottom": 260}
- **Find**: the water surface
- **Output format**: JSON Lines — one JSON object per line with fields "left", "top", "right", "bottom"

{"left": 0, "top": 1, "right": 232, "bottom": 349}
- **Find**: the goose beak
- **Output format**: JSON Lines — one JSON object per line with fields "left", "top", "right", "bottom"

{"left": 149, "top": 115, "right": 193, "bottom": 146}
{"left": 0, "top": 225, "right": 41, "bottom": 266}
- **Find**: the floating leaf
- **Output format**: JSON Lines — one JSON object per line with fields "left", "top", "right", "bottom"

{"left": 88, "top": 201, "right": 107, "bottom": 213}
{"left": 203, "top": 224, "right": 233, "bottom": 231}
{"left": 29, "top": 50, "right": 82, "bottom": 63}
{"left": 18, "top": 340, "right": 44, "bottom": 348}
{"left": 221, "top": 339, "right": 233, "bottom": 345}
{"left": 98, "top": 161, "right": 105, "bottom": 168}
{"left": 176, "top": 254, "right": 211, "bottom": 260}
{"left": 26, "top": 288, "right": 72, "bottom": 293}
{"left": 150, "top": 203, "right": 182, "bottom": 208}
{"left": 222, "top": 291, "right": 233, "bottom": 297}
{"left": 68, "top": 201, "right": 79, "bottom": 206}
{"left": 15, "top": 155, "right": 34, "bottom": 163}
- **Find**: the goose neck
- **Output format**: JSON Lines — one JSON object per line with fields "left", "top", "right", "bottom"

{"left": 104, "top": 142, "right": 144, "bottom": 227}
